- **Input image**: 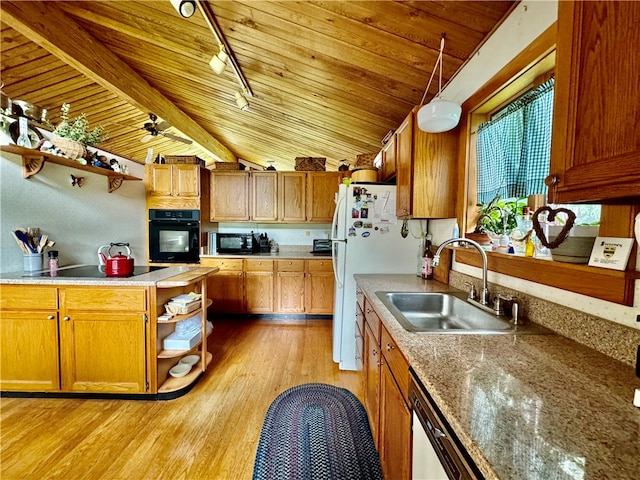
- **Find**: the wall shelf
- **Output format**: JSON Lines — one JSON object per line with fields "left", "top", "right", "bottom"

{"left": 0, "top": 144, "right": 142, "bottom": 193}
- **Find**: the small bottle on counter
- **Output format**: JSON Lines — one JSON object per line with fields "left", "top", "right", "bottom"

{"left": 48, "top": 250, "right": 59, "bottom": 272}
{"left": 421, "top": 236, "right": 434, "bottom": 280}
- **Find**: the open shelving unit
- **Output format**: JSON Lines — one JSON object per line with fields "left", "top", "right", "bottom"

{"left": 155, "top": 268, "right": 217, "bottom": 396}
{"left": 0, "top": 144, "right": 142, "bottom": 193}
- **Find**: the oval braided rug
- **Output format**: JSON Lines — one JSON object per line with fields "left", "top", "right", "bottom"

{"left": 252, "top": 383, "right": 383, "bottom": 480}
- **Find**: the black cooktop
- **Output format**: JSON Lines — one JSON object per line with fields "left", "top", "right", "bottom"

{"left": 23, "top": 265, "right": 167, "bottom": 278}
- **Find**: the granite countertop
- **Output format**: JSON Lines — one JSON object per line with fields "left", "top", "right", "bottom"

{"left": 0, "top": 265, "right": 211, "bottom": 286}
{"left": 355, "top": 274, "right": 640, "bottom": 480}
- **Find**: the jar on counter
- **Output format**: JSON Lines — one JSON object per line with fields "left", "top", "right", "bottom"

{"left": 48, "top": 250, "right": 59, "bottom": 271}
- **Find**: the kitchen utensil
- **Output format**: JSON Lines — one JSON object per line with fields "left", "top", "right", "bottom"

{"left": 11, "top": 231, "right": 29, "bottom": 253}
{"left": 97, "top": 243, "right": 135, "bottom": 276}
{"left": 14, "top": 230, "right": 36, "bottom": 253}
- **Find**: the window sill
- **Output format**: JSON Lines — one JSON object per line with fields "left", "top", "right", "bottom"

{"left": 452, "top": 246, "right": 638, "bottom": 306}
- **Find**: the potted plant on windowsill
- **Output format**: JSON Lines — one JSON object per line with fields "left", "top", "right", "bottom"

{"left": 470, "top": 195, "right": 526, "bottom": 246}
{"left": 43, "top": 103, "right": 107, "bottom": 162}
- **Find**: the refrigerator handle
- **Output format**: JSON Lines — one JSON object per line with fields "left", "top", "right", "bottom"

{"left": 332, "top": 240, "right": 344, "bottom": 289}
{"left": 330, "top": 192, "right": 345, "bottom": 241}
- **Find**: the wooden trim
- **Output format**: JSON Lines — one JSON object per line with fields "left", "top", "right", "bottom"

{"left": 453, "top": 247, "right": 638, "bottom": 306}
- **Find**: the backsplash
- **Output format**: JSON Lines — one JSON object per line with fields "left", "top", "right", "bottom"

{"left": 450, "top": 271, "right": 640, "bottom": 367}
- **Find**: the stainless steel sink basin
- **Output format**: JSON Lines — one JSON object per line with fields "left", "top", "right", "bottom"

{"left": 375, "top": 291, "right": 552, "bottom": 335}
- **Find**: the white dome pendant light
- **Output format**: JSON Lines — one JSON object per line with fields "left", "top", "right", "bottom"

{"left": 417, "top": 35, "right": 461, "bottom": 133}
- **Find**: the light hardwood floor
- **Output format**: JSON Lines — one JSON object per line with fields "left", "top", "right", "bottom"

{"left": 0, "top": 317, "right": 362, "bottom": 480}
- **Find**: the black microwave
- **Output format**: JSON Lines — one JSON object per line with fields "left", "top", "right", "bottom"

{"left": 217, "top": 233, "right": 258, "bottom": 254}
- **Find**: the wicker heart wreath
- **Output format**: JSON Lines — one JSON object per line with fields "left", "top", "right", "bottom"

{"left": 532, "top": 206, "right": 576, "bottom": 249}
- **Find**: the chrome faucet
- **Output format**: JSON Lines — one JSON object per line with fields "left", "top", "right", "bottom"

{"left": 433, "top": 237, "right": 490, "bottom": 306}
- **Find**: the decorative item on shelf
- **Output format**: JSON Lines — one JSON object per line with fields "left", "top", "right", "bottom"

{"left": 212, "top": 161, "right": 240, "bottom": 170}
{"left": 294, "top": 157, "right": 326, "bottom": 171}
{"left": 265, "top": 160, "right": 276, "bottom": 171}
{"left": 165, "top": 155, "right": 205, "bottom": 166}
{"left": 416, "top": 34, "right": 462, "bottom": 133}
{"left": 474, "top": 195, "right": 525, "bottom": 240}
{"left": 338, "top": 160, "right": 350, "bottom": 171}
{"left": 44, "top": 103, "right": 107, "bottom": 161}
{"left": 354, "top": 153, "right": 376, "bottom": 168}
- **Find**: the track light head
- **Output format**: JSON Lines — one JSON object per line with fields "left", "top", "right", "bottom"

{"left": 170, "top": 0, "right": 196, "bottom": 18}
{"left": 209, "top": 47, "right": 229, "bottom": 75}
{"left": 235, "top": 90, "right": 250, "bottom": 111}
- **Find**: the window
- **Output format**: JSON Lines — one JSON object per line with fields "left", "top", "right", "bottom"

{"left": 476, "top": 78, "right": 554, "bottom": 204}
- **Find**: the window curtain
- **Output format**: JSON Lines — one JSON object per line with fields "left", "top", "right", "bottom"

{"left": 476, "top": 78, "right": 554, "bottom": 204}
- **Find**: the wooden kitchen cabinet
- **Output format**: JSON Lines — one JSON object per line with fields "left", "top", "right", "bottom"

{"left": 304, "top": 259, "right": 334, "bottom": 314}
{"left": 251, "top": 172, "right": 278, "bottom": 222}
{"left": 0, "top": 285, "right": 60, "bottom": 391}
{"left": 244, "top": 259, "right": 275, "bottom": 313}
{"left": 379, "top": 134, "right": 397, "bottom": 182}
{"left": 60, "top": 287, "right": 148, "bottom": 393}
{"left": 359, "top": 289, "right": 412, "bottom": 478}
{"left": 395, "top": 107, "right": 458, "bottom": 219}
{"left": 0, "top": 285, "right": 149, "bottom": 394}
{"left": 146, "top": 164, "right": 209, "bottom": 211}
{"left": 306, "top": 172, "right": 343, "bottom": 223}
{"left": 549, "top": 1, "right": 640, "bottom": 203}
{"left": 275, "top": 259, "right": 305, "bottom": 313}
{"left": 201, "top": 258, "right": 244, "bottom": 313}
{"left": 279, "top": 172, "right": 307, "bottom": 222}
{"left": 210, "top": 171, "right": 251, "bottom": 222}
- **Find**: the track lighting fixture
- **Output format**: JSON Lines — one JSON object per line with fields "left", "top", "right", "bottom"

{"left": 235, "top": 90, "right": 249, "bottom": 111}
{"left": 209, "top": 46, "right": 228, "bottom": 75}
{"left": 170, "top": 0, "right": 196, "bottom": 18}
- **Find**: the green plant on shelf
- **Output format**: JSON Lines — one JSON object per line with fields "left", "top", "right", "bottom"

{"left": 46, "top": 103, "right": 107, "bottom": 147}
{"left": 476, "top": 195, "right": 527, "bottom": 236}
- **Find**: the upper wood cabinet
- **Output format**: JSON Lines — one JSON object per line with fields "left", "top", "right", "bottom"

{"left": 549, "top": 1, "right": 640, "bottom": 203}
{"left": 251, "top": 172, "right": 278, "bottom": 222}
{"left": 306, "top": 172, "right": 343, "bottom": 223}
{"left": 146, "top": 164, "right": 209, "bottom": 212}
{"left": 279, "top": 172, "right": 307, "bottom": 222}
{"left": 379, "top": 135, "right": 397, "bottom": 182}
{"left": 395, "top": 107, "right": 458, "bottom": 219}
{"left": 210, "top": 171, "right": 251, "bottom": 222}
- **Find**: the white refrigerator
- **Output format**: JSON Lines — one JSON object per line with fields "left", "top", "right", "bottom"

{"left": 331, "top": 183, "right": 423, "bottom": 371}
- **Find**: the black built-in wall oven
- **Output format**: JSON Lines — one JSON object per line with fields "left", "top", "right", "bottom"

{"left": 148, "top": 209, "right": 200, "bottom": 263}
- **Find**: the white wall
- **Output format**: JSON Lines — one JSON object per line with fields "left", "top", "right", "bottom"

{"left": 0, "top": 147, "right": 146, "bottom": 271}
{"left": 428, "top": 0, "right": 639, "bottom": 330}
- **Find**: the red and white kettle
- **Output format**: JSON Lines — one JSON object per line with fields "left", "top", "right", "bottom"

{"left": 98, "top": 243, "right": 135, "bottom": 276}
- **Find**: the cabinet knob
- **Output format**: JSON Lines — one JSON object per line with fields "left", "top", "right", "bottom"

{"left": 386, "top": 344, "right": 394, "bottom": 351}
{"left": 544, "top": 174, "right": 559, "bottom": 187}
{"left": 377, "top": 360, "right": 384, "bottom": 367}
{"left": 372, "top": 349, "right": 378, "bottom": 356}
{"left": 63, "top": 316, "right": 70, "bottom": 321}
{"left": 47, "top": 314, "right": 55, "bottom": 320}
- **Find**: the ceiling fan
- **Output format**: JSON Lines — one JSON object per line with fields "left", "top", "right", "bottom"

{"left": 141, "top": 113, "right": 192, "bottom": 145}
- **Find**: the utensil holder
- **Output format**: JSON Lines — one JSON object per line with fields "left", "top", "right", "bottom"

{"left": 23, "top": 253, "right": 43, "bottom": 272}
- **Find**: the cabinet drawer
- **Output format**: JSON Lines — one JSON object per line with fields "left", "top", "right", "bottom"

{"left": 306, "top": 259, "right": 333, "bottom": 273}
{"left": 0, "top": 285, "right": 58, "bottom": 309}
{"left": 381, "top": 325, "right": 409, "bottom": 401}
{"left": 356, "top": 286, "right": 365, "bottom": 312}
{"left": 63, "top": 287, "right": 147, "bottom": 311}
{"left": 363, "top": 298, "right": 381, "bottom": 344}
{"left": 200, "top": 258, "right": 243, "bottom": 272}
{"left": 245, "top": 259, "right": 274, "bottom": 272}
{"left": 276, "top": 259, "right": 305, "bottom": 272}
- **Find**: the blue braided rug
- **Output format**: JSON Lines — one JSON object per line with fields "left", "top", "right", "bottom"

{"left": 252, "top": 383, "right": 383, "bottom": 480}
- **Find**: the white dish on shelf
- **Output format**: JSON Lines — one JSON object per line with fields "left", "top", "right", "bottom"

{"left": 179, "top": 354, "right": 200, "bottom": 366}
{"left": 169, "top": 363, "right": 191, "bottom": 378}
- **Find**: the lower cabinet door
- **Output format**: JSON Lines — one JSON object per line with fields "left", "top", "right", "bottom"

{"left": 60, "top": 312, "right": 147, "bottom": 393}
{"left": 0, "top": 311, "right": 60, "bottom": 391}
{"left": 275, "top": 272, "right": 305, "bottom": 313}
{"left": 245, "top": 272, "right": 274, "bottom": 313}
{"left": 208, "top": 272, "right": 244, "bottom": 313}
{"left": 364, "top": 323, "right": 380, "bottom": 446}
{"left": 379, "top": 362, "right": 412, "bottom": 479}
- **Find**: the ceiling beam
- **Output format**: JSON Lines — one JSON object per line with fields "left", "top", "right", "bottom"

{"left": 0, "top": 0, "right": 236, "bottom": 163}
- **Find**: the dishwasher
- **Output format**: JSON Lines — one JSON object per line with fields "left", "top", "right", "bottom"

{"left": 410, "top": 370, "right": 483, "bottom": 480}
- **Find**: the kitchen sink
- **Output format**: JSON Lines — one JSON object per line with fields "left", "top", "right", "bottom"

{"left": 375, "top": 291, "right": 552, "bottom": 335}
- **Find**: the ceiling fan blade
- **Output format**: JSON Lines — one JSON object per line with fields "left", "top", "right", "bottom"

{"left": 156, "top": 120, "right": 171, "bottom": 131}
{"left": 162, "top": 132, "right": 193, "bottom": 145}
{"left": 141, "top": 133, "right": 154, "bottom": 143}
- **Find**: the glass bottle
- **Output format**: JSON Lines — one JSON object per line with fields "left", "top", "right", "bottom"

{"left": 422, "top": 236, "right": 434, "bottom": 280}
{"left": 16, "top": 116, "right": 31, "bottom": 148}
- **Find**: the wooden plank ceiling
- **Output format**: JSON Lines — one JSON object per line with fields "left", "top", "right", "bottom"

{"left": 0, "top": 1, "right": 514, "bottom": 171}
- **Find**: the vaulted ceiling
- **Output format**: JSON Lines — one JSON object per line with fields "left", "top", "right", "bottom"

{"left": 1, "top": 1, "right": 514, "bottom": 171}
